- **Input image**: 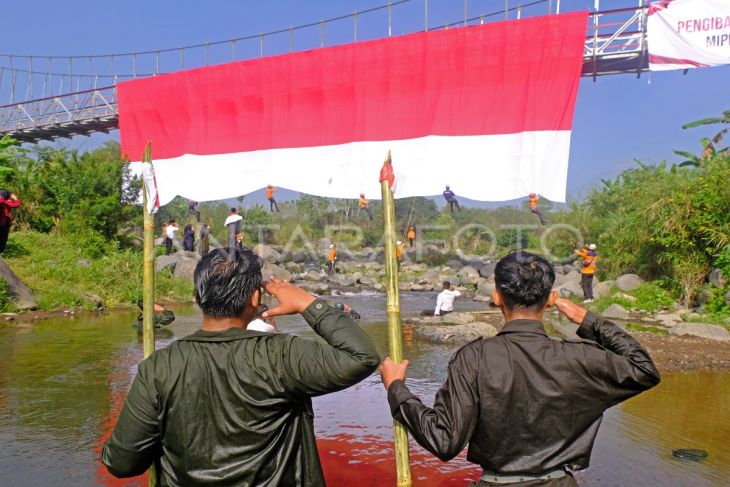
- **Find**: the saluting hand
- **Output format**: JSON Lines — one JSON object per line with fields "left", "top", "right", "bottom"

{"left": 555, "top": 298, "right": 588, "bottom": 325}
{"left": 261, "top": 278, "right": 316, "bottom": 319}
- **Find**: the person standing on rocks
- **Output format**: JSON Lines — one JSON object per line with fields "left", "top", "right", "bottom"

{"left": 575, "top": 243, "right": 597, "bottom": 303}
{"left": 199, "top": 224, "right": 210, "bottom": 256}
{"left": 328, "top": 244, "right": 338, "bottom": 274}
{"left": 266, "top": 185, "right": 280, "bottom": 212}
{"left": 165, "top": 220, "right": 179, "bottom": 255}
{"left": 380, "top": 251, "right": 660, "bottom": 486}
{"left": 443, "top": 185, "right": 461, "bottom": 213}
{"left": 421, "top": 281, "right": 461, "bottom": 316}
{"left": 529, "top": 193, "right": 546, "bottom": 225}
{"left": 188, "top": 200, "right": 201, "bottom": 222}
{"left": 359, "top": 193, "right": 373, "bottom": 221}
{"left": 0, "top": 190, "right": 20, "bottom": 253}
{"left": 407, "top": 226, "right": 416, "bottom": 249}
{"left": 396, "top": 240, "right": 404, "bottom": 271}
{"left": 183, "top": 224, "right": 195, "bottom": 252}
{"left": 224, "top": 208, "right": 243, "bottom": 253}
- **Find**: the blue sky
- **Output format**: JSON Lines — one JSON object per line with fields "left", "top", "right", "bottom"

{"left": 1, "top": 0, "right": 728, "bottom": 205}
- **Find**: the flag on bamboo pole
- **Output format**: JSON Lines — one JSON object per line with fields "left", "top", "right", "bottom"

{"left": 118, "top": 12, "right": 588, "bottom": 206}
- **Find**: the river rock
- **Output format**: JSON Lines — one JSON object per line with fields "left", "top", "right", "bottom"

{"left": 402, "top": 263, "right": 427, "bottom": 274}
{"left": 302, "top": 269, "right": 325, "bottom": 282}
{"left": 444, "top": 259, "right": 464, "bottom": 271}
{"left": 707, "top": 268, "right": 727, "bottom": 288}
{"left": 593, "top": 280, "right": 614, "bottom": 299}
{"left": 616, "top": 274, "right": 643, "bottom": 292}
{"left": 262, "top": 263, "right": 293, "bottom": 282}
{"left": 696, "top": 286, "right": 713, "bottom": 307}
{"left": 421, "top": 268, "right": 441, "bottom": 283}
{"left": 357, "top": 276, "right": 375, "bottom": 286}
{"left": 254, "top": 244, "right": 281, "bottom": 263}
{"left": 478, "top": 262, "right": 496, "bottom": 279}
{"left": 554, "top": 280, "right": 583, "bottom": 298}
{"left": 477, "top": 280, "right": 495, "bottom": 297}
{"left": 654, "top": 312, "right": 683, "bottom": 327}
{"left": 602, "top": 304, "right": 629, "bottom": 320}
{"left": 457, "top": 266, "right": 480, "bottom": 279}
{"left": 298, "top": 282, "right": 331, "bottom": 295}
{"left": 670, "top": 322, "right": 730, "bottom": 342}
{"left": 563, "top": 264, "right": 577, "bottom": 274}
{"left": 0, "top": 260, "right": 37, "bottom": 310}
{"left": 473, "top": 294, "right": 492, "bottom": 303}
{"left": 334, "top": 274, "right": 356, "bottom": 287}
{"left": 414, "top": 322, "right": 498, "bottom": 345}
{"left": 173, "top": 256, "right": 198, "bottom": 280}
{"left": 155, "top": 255, "right": 177, "bottom": 273}
{"left": 284, "top": 262, "right": 303, "bottom": 273}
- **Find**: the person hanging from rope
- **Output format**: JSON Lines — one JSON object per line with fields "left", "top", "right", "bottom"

{"left": 396, "top": 240, "right": 404, "bottom": 272}
{"left": 575, "top": 243, "right": 598, "bottom": 303}
{"left": 443, "top": 185, "right": 461, "bottom": 213}
{"left": 188, "top": 200, "right": 201, "bottom": 222}
{"left": 529, "top": 193, "right": 546, "bottom": 225}
{"left": 165, "top": 219, "right": 179, "bottom": 255}
{"left": 266, "top": 185, "right": 280, "bottom": 213}
{"left": 406, "top": 226, "right": 416, "bottom": 249}
{"left": 199, "top": 224, "right": 210, "bottom": 256}
{"left": 379, "top": 252, "right": 659, "bottom": 485}
{"left": 224, "top": 207, "right": 243, "bottom": 253}
{"left": 359, "top": 193, "right": 373, "bottom": 221}
{"left": 328, "top": 244, "right": 338, "bottom": 274}
{"left": 0, "top": 190, "right": 21, "bottom": 253}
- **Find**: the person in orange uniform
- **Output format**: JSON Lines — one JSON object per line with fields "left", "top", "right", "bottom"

{"left": 406, "top": 226, "right": 416, "bottom": 249}
{"left": 359, "top": 193, "right": 373, "bottom": 221}
{"left": 396, "top": 240, "right": 404, "bottom": 271}
{"left": 575, "top": 243, "right": 598, "bottom": 303}
{"left": 529, "top": 193, "right": 546, "bottom": 225}
{"left": 328, "top": 244, "right": 337, "bottom": 274}
{"left": 266, "top": 185, "right": 280, "bottom": 212}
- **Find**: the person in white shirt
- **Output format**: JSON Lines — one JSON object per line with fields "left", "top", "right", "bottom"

{"left": 422, "top": 281, "right": 461, "bottom": 316}
{"left": 165, "top": 220, "right": 179, "bottom": 255}
{"left": 246, "top": 304, "right": 278, "bottom": 333}
{"left": 224, "top": 207, "right": 244, "bottom": 252}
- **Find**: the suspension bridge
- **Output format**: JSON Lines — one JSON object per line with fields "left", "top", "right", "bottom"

{"left": 0, "top": 0, "right": 650, "bottom": 144}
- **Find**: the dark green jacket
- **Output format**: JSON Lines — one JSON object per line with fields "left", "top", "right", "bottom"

{"left": 102, "top": 300, "right": 380, "bottom": 486}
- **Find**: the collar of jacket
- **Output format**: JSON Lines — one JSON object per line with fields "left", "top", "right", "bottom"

{"left": 179, "top": 326, "right": 275, "bottom": 342}
{"left": 497, "top": 319, "right": 548, "bottom": 337}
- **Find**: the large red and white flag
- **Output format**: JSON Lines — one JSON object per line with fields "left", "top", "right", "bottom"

{"left": 118, "top": 12, "right": 587, "bottom": 206}
{"left": 648, "top": 0, "right": 730, "bottom": 71}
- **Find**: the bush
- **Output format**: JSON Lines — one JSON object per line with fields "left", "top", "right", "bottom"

{"left": 625, "top": 322, "right": 669, "bottom": 335}
{"left": 0, "top": 279, "right": 13, "bottom": 312}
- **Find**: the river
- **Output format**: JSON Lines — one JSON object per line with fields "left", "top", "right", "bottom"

{"left": 0, "top": 292, "right": 728, "bottom": 486}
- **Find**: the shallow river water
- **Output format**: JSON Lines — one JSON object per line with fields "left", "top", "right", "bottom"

{"left": 0, "top": 292, "right": 728, "bottom": 486}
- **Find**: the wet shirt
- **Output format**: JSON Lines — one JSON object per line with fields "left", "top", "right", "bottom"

{"left": 102, "top": 300, "right": 380, "bottom": 486}
{"left": 387, "top": 313, "right": 660, "bottom": 474}
{"left": 165, "top": 225, "right": 178, "bottom": 239}
{"left": 435, "top": 289, "right": 461, "bottom": 315}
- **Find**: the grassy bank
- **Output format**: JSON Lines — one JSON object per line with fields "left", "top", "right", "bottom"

{"left": 2, "top": 231, "right": 194, "bottom": 311}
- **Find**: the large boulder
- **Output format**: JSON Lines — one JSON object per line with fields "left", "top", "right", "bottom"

{"left": 564, "top": 270, "right": 582, "bottom": 284}
{"left": 357, "top": 276, "right": 375, "bottom": 287}
{"left": 155, "top": 255, "right": 178, "bottom": 273}
{"left": 445, "top": 259, "right": 464, "bottom": 271}
{"left": 173, "top": 256, "right": 198, "bottom": 280}
{"left": 302, "top": 269, "right": 325, "bottom": 282}
{"left": 262, "top": 263, "right": 293, "bottom": 282}
{"left": 615, "top": 274, "right": 643, "bottom": 292}
{"left": 254, "top": 244, "right": 282, "bottom": 263}
{"left": 457, "top": 266, "right": 480, "bottom": 278}
{"left": 298, "top": 282, "right": 331, "bottom": 295}
{"left": 478, "top": 262, "right": 496, "bottom": 279}
{"left": 414, "top": 322, "right": 498, "bottom": 345}
{"left": 284, "top": 262, "right": 303, "bottom": 273}
{"left": 477, "top": 280, "right": 495, "bottom": 297}
{"left": 334, "top": 274, "right": 356, "bottom": 287}
{"left": 593, "top": 280, "right": 614, "bottom": 299}
{"left": 707, "top": 268, "right": 727, "bottom": 289}
{"left": 0, "top": 259, "right": 37, "bottom": 310}
{"left": 670, "top": 323, "right": 730, "bottom": 342}
{"left": 602, "top": 304, "right": 629, "bottom": 320}
{"left": 554, "top": 280, "right": 583, "bottom": 298}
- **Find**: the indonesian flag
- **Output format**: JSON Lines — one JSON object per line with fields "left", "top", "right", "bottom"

{"left": 118, "top": 12, "right": 587, "bottom": 206}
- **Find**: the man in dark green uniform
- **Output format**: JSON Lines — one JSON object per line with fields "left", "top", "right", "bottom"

{"left": 102, "top": 248, "right": 380, "bottom": 486}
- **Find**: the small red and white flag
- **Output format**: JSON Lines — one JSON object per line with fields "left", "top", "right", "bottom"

{"left": 119, "top": 12, "right": 587, "bottom": 205}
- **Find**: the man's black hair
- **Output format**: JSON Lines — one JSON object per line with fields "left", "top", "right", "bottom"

{"left": 194, "top": 247, "right": 263, "bottom": 318}
{"left": 230, "top": 207, "right": 237, "bottom": 213}
{"left": 0, "top": 190, "right": 10, "bottom": 199}
{"left": 494, "top": 251, "right": 555, "bottom": 312}
{"left": 442, "top": 281, "right": 451, "bottom": 289}
{"left": 168, "top": 219, "right": 175, "bottom": 224}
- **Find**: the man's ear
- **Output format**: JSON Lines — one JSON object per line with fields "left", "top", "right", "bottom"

{"left": 249, "top": 289, "right": 261, "bottom": 310}
{"left": 491, "top": 289, "right": 502, "bottom": 307}
{"left": 545, "top": 290, "right": 558, "bottom": 308}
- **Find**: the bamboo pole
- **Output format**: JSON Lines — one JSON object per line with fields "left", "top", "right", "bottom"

{"left": 141, "top": 142, "right": 157, "bottom": 487}
{"left": 379, "top": 151, "right": 412, "bottom": 487}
